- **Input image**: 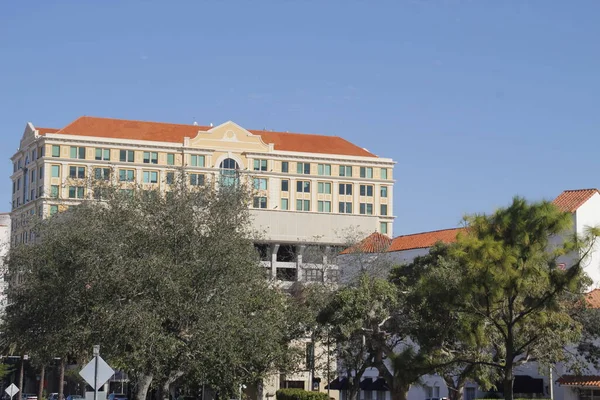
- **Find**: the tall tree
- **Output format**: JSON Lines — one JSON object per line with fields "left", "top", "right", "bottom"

{"left": 4, "top": 178, "right": 294, "bottom": 400}
{"left": 440, "top": 197, "right": 598, "bottom": 400}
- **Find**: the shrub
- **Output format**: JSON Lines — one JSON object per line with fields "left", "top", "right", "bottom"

{"left": 276, "top": 389, "right": 328, "bottom": 400}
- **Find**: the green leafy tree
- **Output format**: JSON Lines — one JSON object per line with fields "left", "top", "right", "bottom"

{"left": 437, "top": 197, "right": 598, "bottom": 400}
{"left": 4, "top": 178, "right": 295, "bottom": 400}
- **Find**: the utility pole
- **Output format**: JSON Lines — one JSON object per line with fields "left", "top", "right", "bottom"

{"left": 93, "top": 346, "right": 100, "bottom": 400}
{"left": 549, "top": 366, "right": 554, "bottom": 400}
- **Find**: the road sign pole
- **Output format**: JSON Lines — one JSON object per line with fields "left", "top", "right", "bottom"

{"left": 93, "top": 346, "right": 100, "bottom": 400}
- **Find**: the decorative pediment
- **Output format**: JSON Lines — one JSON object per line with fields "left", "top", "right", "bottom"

{"left": 188, "top": 121, "right": 273, "bottom": 152}
{"left": 19, "top": 123, "right": 38, "bottom": 150}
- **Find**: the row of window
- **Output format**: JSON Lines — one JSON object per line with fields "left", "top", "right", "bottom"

{"left": 256, "top": 159, "right": 389, "bottom": 179}
{"left": 254, "top": 178, "right": 389, "bottom": 197}
{"left": 252, "top": 197, "right": 389, "bottom": 215}
{"left": 46, "top": 145, "right": 207, "bottom": 167}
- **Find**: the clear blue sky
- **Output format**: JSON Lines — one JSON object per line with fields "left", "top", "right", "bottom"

{"left": 1, "top": 1, "right": 599, "bottom": 236}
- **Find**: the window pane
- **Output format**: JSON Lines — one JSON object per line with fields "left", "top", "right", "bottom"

{"left": 381, "top": 205, "right": 388, "bottom": 215}
{"left": 95, "top": 148, "right": 102, "bottom": 160}
{"left": 381, "top": 168, "right": 388, "bottom": 179}
{"left": 282, "top": 162, "right": 289, "bottom": 173}
{"left": 70, "top": 147, "right": 76, "bottom": 158}
{"left": 51, "top": 165, "right": 60, "bottom": 177}
{"left": 281, "top": 180, "right": 289, "bottom": 191}
{"left": 281, "top": 198, "right": 288, "bottom": 210}
{"left": 52, "top": 145, "right": 60, "bottom": 157}
{"left": 297, "top": 163, "right": 303, "bottom": 174}
{"left": 167, "top": 154, "right": 175, "bottom": 165}
{"left": 296, "top": 199, "right": 302, "bottom": 210}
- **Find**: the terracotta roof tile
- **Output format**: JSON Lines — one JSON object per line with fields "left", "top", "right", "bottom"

{"left": 251, "top": 130, "right": 376, "bottom": 157}
{"left": 36, "top": 127, "right": 59, "bottom": 135}
{"left": 341, "top": 232, "right": 392, "bottom": 254}
{"left": 41, "top": 116, "right": 377, "bottom": 157}
{"left": 587, "top": 289, "right": 600, "bottom": 309}
{"left": 553, "top": 189, "right": 599, "bottom": 213}
{"left": 387, "top": 228, "right": 465, "bottom": 252}
{"left": 557, "top": 375, "right": 600, "bottom": 387}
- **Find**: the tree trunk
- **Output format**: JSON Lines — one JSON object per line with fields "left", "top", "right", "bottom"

{"left": 503, "top": 363, "right": 514, "bottom": 400}
{"left": 18, "top": 355, "right": 24, "bottom": 396}
{"left": 389, "top": 385, "right": 409, "bottom": 400}
{"left": 162, "top": 371, "right": 184, "bottom": 400}
{"left": 257, "top": 380, "right": 264, "bottom": 400}
{"left": 58, "top": 359, "right": 65, "bottom": 400}
{"left": 444, "top": 373, "right": 467, "bottom": 400}
{"left": 136, "top": 374, "right": 153, "bottom": 400}
{"left": 38, "top": 365, "right": 46, "bottom": 400}
{"left": 347, "top": 375, "right": 361, "bottom": 400}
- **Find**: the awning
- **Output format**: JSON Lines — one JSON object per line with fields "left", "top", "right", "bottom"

{"left": 557, "top": 376, "right": 600, "bottom": 388}
{"left": 496, "top": 375, "right": 544, "bottom": 394}
{"left": 361, "top": 378, "right": 389, "bottom": 391}
{"left": 325, "top": 377, "right": 348, "bottom": 390}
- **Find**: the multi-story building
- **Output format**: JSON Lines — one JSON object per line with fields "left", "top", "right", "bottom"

{"left": 10, "top": 115, "right": 396, "bottom": 396}
{"left": 0, "top": 213, "right": 10, "bottom": 315}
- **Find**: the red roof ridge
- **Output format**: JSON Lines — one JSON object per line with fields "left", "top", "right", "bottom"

{"left": 553, "top": 188, "right": 599, "bottom": 213}
{"left": 341, "top": 232, "right": 392, "bottom": 254}
{"left": 392, "top": 227, "right": 464, "bottom": 239}
{"left": 41, "top": 116, "right": 377, "bottom": 158}
{"left": 388, "top": 227, "right": 465, "bottom": 253}
{"left": 56, "top": 115, "right": 213, "bottom": 134}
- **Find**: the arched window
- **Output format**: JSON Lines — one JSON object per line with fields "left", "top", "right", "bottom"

{"left": 220, "top": 158, "right": 239, "bottom": 187}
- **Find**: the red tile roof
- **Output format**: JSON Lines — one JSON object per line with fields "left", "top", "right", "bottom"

{"left": 587, "top": 289, "right": 600, "bottom": 309}
{"left": 553, "top": 189, "right": 599, "bottom": 213}
{"left": 557, "top": 375, "right": 600, "bottom": 387}
{"left": 36, "top": 127, "right": 59, "bottom": 135}
{"left": 40, "top": 116, "right": 377, "bottom": 157}
{"left": 387, "top": 228, "right": 465, "bottom": 253}
{"left": 341, "top": 232, "right": 392, "bottom": 254}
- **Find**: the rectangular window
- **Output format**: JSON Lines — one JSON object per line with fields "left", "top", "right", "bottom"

{"left": 40, "top": 146, "right": 45, "bottom": 158}
{"left": 167, "top": 154, "right": 175, "bottom": 166}
{"left": 143, "top": 171, "right": 158, "bottom": 183}
{"left": 380, "top": 222, "right": 388, "bottom": 235}
{"left": 94, "top": 168, "right": 111, "bottom": 181}
{"left": 190, "top": 154, "right": 205, "bottom": 167}
{"left": 317, "top": 164, "right": 331, "bottom": 176}
{"left": 253, "top": 159, "right": 267, "bottom": 171}
{"left": 190, "top": 173, "right": 205, "bottom": 186}
{"left": 253, "top": 196, "right": 267, "bottom": 209}
{"left": 281, "top": 198, "right": 289, "bottom": 210}
{"left": 12, "top": 181, "right": 15, "bottom": 194}
{"left": 52, "top": 145, "right": 60, "bottom": 157}
{"left": 339, "top": 183, "right": 352, "bottom": 195}
{"left": 381, "top": 204, "right": 389, "bottom": 216}
{"left": 143, "top": 152, "right": 158, "bottom": 164}
{"left": 51, "top": 165, "right": 60, "bottom": 178}
{"left": 166, "top": 172, "right": 175, "bottom": 185}
{"left": 70, "top": 146, "right": 86, "bottom": 159}
{"left": 360, "top": 203, "right": 374, "bottom": 215}
{"left": 51, "top": 185, "right": 59, "bottom": 198}
{"left": 31, "top": 189, "right": 35, "bottom": 200}
{"left": 68, "top": 186, "right": 85, "bottom": 199}
{"left": 281, "top": 180, "right": 289, "bottom": 192}
{"left": 318, "top": 182, "right": 331, "bottom": 194}
{"left": 39, "top": 166, "right": 43, "bottom": 179}
{"left": 30, "top": 170, "right": 36, "bottom": 182}
{"left": 120, "top": 150, "right": 135, "bottom": 162}
{"left": 17, "top": 178, "right": 20, "bottom": 190}
{"left": 95, "top": 148, "right": 111, "bottom": 161}
{"left": 339, "top": 165, "right": 352, "bottom": 177}
{"left": 360, "top": 167, "right": 373, "bottom": 178}
{"left": 381, "top": 186, "right": 388, "bottom": 198}
{"left": 119, "top": 169, "right": 135, "bottom": 182}
{"left": 296, "top": 181, "right": 310, "bottom": 193}
{"left": 50, "top": 205, "right": 58, "bottom": 216}
{"left": 305, "top": 269, "right": 324, "bottom": 282}
{"left": 69, "top": 166, "right": 86, "bottom": 179}
{"left": 281, "top": 161, "right": 289, "bottom": 173}
{"left": 339, "top": 202, "right": 352, "bottom": 214}
{"left": 32, "top": 149, "right": 37, "bottom": 160}
{"left": 297, "top": 162, "right": 310, "bottom": 174}
{"left": 296, "top": 199, "right": 310, "bottom": 211}
{"left": 360, "top": 185, "right": 374, "bottom": 197}
{"left": 381, "top": 168, "right": 388, "bottom": 180}
{"left": 253, "top": 178, "right": 268, "bottom": 190}
{"left": 318, "top": 201, "right": 331, "bottom": 213}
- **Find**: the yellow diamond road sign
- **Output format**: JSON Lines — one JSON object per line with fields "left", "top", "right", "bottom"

{"left": 79, "top": 356, "right": 115, "bottom": 390}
